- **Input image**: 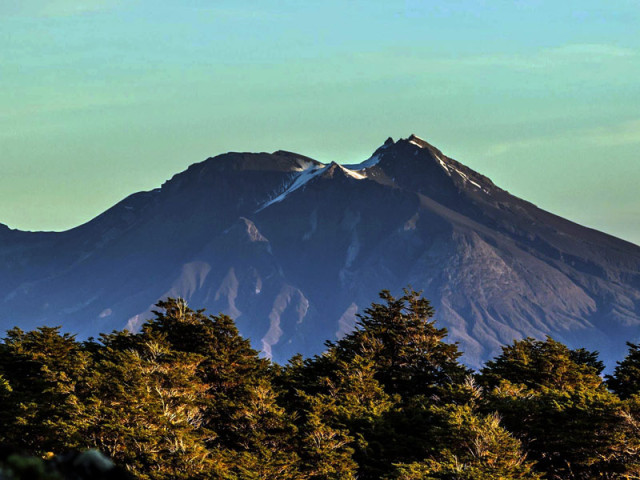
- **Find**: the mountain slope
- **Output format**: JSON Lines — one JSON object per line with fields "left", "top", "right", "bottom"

{"left": 1, "top": 135, "right": 639, "bottom": 367}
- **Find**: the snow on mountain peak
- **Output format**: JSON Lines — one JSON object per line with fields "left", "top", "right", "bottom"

{"left": 407, "top": 134, "right": 431, "bottom": 148}
{"left": 321, "top": 162, "right": 368, "bottom": 180}
{"left": 350, "top": 153, "right": 382, "bottom": 171}
{"left": 337, "top": 163, "right": 366, "bottom": 180}
{"left": 257, "top": 163, "right": 325, "bottom": 211}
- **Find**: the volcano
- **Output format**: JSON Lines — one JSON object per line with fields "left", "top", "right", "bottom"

{"left": 2, "top": 135, "right": 639, "bottom": 368}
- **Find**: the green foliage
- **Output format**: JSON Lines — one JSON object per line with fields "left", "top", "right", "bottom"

{"left": 323, "top": 289, "right": 470, "bottom": 398}
{"left": 480, "top": 336, "right": 604, "bottom": 391}
{"left": 1, "top": 291, "right": 640, "bottom": 480}
{"left": 607, "top": 342, "right": 640, "bottom": 399}
{"left": 145, "top": 299, "right": 301, "bottom": 478}
{"left": 479, "top": 337, "right": 630, "bottom": 479}
{"left": 388, "top": 405, "right": 541, "bottom": 480}
{"left": 280, "top": 289, "right": 475, "bottom": 479}
{"left": 611, "top": 395, "right": 640, "bottom": 477}
{"left": 86, "top": 333, "right": 211, "bottom": 480}
{"left": 293, "top": 355, "right": 390, "bottom": 479}
{"left": 0, "top": 327, "right": 92, "bottom": 454}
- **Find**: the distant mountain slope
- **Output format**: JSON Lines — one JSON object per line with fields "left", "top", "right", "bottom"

{"left": 1, "top": 135, "right": 639, "bottom": 367}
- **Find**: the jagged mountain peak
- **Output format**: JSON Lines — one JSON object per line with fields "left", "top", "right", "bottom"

{"left": 407, "top": 133, "right": 432, "bottom": 148}
{"left": 351, "top": 134, "right": 448, "bottom": 171}
{"left": 347, "top": 134, "right": 499, "bottom": 199}
{"left": 393, "top": 134, "right": 447, "bottom": 159}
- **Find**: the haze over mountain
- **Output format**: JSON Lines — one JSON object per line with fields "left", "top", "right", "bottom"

{"left": 1, "top": 135, "right": 639, "bottom": 368}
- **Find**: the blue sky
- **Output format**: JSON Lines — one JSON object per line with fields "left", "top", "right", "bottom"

{"left": 1, "top": 0, "right": 639, "bottom": 244}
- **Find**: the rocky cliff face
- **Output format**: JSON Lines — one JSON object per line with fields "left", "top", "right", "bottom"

{"left": 1, "top": 135, "right": 639, "bottom": 368}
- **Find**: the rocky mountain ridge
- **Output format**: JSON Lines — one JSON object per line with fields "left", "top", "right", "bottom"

{"left": 1, "top": 135, "right": 639, "bottom": 368}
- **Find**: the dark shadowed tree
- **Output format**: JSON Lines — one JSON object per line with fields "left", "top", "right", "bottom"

{"left": 479, "top": 337, "right": 626, "bottom": 480}
{"left": 321, "top": 289, "right": 469, "bottom": 398}
{"left": 280, "top": 289, "right": 471, "bottom": 479}
{"left": 86, "top": 329, "right": 211, "bottom": 480}
{"left": 387, "top": 404, "right": 541, "bottom": 480}
{"left": 0, "top": 327, "right": 92, "bottom": 455}
{"left": 142, "top": 298, "right": 302, "bottom": 479}
{"left": 607, "top": 342, "right": 640, "bottom": 399}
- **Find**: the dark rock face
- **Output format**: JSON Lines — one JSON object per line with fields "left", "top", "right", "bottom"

{"left": 1, "top": 136, "right": 639, "bottom": 368}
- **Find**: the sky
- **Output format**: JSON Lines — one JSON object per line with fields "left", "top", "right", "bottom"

{"left": 1, "top": 0, "right": 639, "bottom": 245}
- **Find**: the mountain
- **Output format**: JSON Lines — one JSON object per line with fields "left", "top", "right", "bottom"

{"left": 1, "top": 135, "right": 639, "bottom": 368}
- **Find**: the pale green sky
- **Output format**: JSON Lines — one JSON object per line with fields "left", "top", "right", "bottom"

{"left": 1, "top": 1, "right": 639, "bottom": 245}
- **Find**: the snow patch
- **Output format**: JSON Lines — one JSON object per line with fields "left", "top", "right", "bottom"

{"left": 336, "top": 303, "right": 358, "bottom": 339}
{"left": 451, "top": 166, "right": 484, "bottom": 190}
{"left": 125, "top": 314, "right": 144, "bottom": 332}
{"left": 337, "top": 164, "right": 367, "bottom": 180}
{"left": 352, "top": 153, "right": 382, "bottom": 170}
{"left": 293, "top": 159, "right": 316, "bottom": 172}
{"left": 433, "top": 154, "right": 489, "bottom": 193}
{"left": 258, "top": 165, "right": 325, "bottom": 211}
{"left": 433, "top": 154, "right": 490, "bottom": 194}
{"left": 435, "top": 155, "right": 451, "bottom": 176}
{"left": 407, "top": 134, "right": 430, "bottom": 148}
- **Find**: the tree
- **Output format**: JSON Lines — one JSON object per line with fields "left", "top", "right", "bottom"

{"left": 141, "top": 298, "right": 302, "bottom": 479}
{"left": 388, "top": 405, "right": 541, "bottom": 480}
{"left": 0, "top": 327, "right": 92, "bottom": 455}
{"left": 608, "top": 394, "right": 640, "bottom": 477}
{"left": 479, "top": 337, "right": 624, "bottom": 480}
{"left": 87, "top": 330, "right": 211, "bottom": 480}
{"left": 607, "top": 342, "right": 640, "bottom": 399}
{"left": 280, "top": 289, "right": 471, "bottom": 479}
{"left": 291, "top": 355, "right": 392, "bottom": 479}
{"left": 143, "top": 299, "right": 273, "bottom": 447}
{"left": 480, "top": 336, "right": 603, "bottom": 391}
{"left": 322, "top": 289, "right": 469, "bottom": 398}
{"left": 602, "top": 342, "right": 640, "bottom": 477}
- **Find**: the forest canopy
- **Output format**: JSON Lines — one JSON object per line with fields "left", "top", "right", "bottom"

{"left": 1, "top": 289, "right": 640, "bottom": 480}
